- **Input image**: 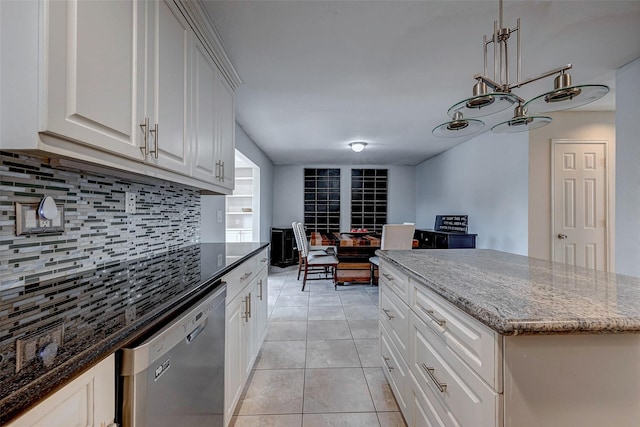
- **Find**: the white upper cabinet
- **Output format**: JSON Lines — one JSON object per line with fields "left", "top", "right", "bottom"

{"left": 191, "top": 37, "right": 219, "bottom": 182}
{"left": 44, "top": 0, "right": 145, "bottom": 160}
{"left": 216, "top": 72, "right": 236, "bottom": 189}
{"left": 146, "top": 0, "right": 191, "bottom": 175}
{"left": 1, "top": 0, "right": 240, "bottom": 193}
{"left": 191, "top": 36, "right": 236, "bottom": 189}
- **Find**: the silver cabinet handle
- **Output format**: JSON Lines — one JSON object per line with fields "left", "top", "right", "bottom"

{"left": 382, "top": 273, "right": 394, "bottom": 281}
{"left": 382, "top": 308, "right": 394, "bottom": 320}
{"left": 149, "top": 123, "right": 159, "bottom": 159}
{"left": 221, "top": 161, "right": 225, "bottom": 182}
{"left": 421, "top": 307, "right": 446, "bottom": 327}
{"left": 139, "top": 117, "right": 149, "bottom": 155}
{"left": 242, "top": 297, "right": 248, "bottom": 322}
{"left": 215, "top": 160, "right": 222, "bottom": 180}
{"left": 247, "top": 292, "right": 252, "bottom": 318}
{"left": 422, "top": 363, "right": 447, "bottom": 393}
{"left": 258, "top": 279, "right": 263, "bottom": 300}
{"left": 261, "top": 257, "right": 268, "bottom": 263}
{"left": 557, "top": 233, "right": 568, "bottom": 239}
{"left": 382, "top": 356, "right": 394, "bottom": 373}
{"left": 241, "top": 271, "right": 253, "bottom": 281}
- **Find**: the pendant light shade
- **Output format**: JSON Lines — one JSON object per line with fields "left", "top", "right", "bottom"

{"left": 491, "top": 104, "right": 551, "bottom": 134}
{"left": 524, "top": 73, "right": 609, "bottom": 113}
{"left": 448, "top": 92, "right": 518, "bottom": 119}
{"left": 432, "top": 111, "right": 485, "bottom": 137}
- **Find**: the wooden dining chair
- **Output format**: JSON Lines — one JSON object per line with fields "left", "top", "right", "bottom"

{"left": 369, "top": 224, "right": 415, "bottom": 285}
{"left": 293, "top": 222, "right": 339, "bottom": 291}
{"left": 292, "top": 222, "right": 329, "bottom": 280}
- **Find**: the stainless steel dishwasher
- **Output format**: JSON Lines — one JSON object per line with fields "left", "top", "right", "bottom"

{"left": 120, "top": 283, "right": 226, "bottom": 427}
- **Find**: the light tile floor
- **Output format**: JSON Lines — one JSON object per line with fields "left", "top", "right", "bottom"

{"left": 231, "top": 266, "right": 408, "bottom": 427}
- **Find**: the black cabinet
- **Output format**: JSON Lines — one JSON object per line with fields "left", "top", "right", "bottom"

{"left": 414, "top": 229, "right": 477, "bottom": 249}
{"left": 271, "top": 227, "right": 297, "bottom": 267}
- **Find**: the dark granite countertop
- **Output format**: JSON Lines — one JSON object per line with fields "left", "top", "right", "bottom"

{"left": 0, "top": 242, "right": 269, "bottom": 424}
{"left": 376, "top": 249, "right": 640, "bottom": 335}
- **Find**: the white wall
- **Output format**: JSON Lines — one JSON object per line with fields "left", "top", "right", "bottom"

{"left": 201, "top": 124, "right": 275, "bottom": 243}
{"left": 235, "top": 124, "right": 275, "bottom": 242}
{"left": 615, "top": 58, "right": 640, "bottom": 277}
{"left": 272, "top": 164, "right": 416, "bottom": 230}
{"left": 415, "top": 131, "right": 529, "bottom": 255}
{"left": 528, "top": 111, "right": 616, "bottom": 263}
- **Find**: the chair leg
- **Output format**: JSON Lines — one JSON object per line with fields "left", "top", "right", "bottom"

{"left": 302, "top": 264, "right": 308, "bottom": 291}
{"left": 297, "top": 254, "right": 303, "bottom": 280}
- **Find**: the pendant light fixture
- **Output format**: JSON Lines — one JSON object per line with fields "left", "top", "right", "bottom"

{"left": 432, "top": 0, "right": 609, "bottom": 137}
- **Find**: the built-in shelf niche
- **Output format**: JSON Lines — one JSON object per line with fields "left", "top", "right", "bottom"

{"left": 226, "top": 153, "right": 259, "bottom": 242}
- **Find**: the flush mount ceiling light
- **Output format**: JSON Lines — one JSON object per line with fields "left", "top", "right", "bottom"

{"left": 350, "top": 142, "right": 367, "bottom": 152}
{"left": 433, "top": 0, "right": 609, "bottom": 137}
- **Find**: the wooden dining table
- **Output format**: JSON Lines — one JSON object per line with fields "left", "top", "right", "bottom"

{"left": 310, "top": 231, "right": 381, "bottom": 285}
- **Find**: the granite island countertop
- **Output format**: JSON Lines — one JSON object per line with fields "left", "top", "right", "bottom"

{"left": 0, "top": 242, "right": 269, "bottom": 425}
{"left": 376, "top": 249, "right": 640, "bottom": 335}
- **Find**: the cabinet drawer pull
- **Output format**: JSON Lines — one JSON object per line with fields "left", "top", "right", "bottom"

{"left": 258, "top": 279, "right": 263, "bottom": 300}
{"left": 422, "top": 363, "right": 447, "bottom": 393}
{"left": 221, "top": 161, "right": 225, "bottom": 182}
{"left": 261, "top": 257, "right": 268, "bottom": 263}
{"left": 240, "top": 271, "right": 253, "bottom": 281}
{"left": 139, "top": 117, "right": 149, "bottom": 155}
{"left": 383, "top": 356, "right": 394, "bottom": 372}
{"left": 382, "top": 273, "right": 394, "bottom": 281}
{"left": 421, "top": 307, "right": 446, "bottom": 327}
{"left": 382, "top": 308, "right": 394, "bottom": 320}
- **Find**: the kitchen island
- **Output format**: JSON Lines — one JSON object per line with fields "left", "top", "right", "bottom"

{"left": 376, "top": 249, "right": 640, "bottom": 427}
{"left": 0, "top": 242, "right": 269, "bottom": 425}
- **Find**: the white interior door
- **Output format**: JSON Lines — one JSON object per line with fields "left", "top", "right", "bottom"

{"left": 553, "top": 141, "right": 608, "bottom": 270}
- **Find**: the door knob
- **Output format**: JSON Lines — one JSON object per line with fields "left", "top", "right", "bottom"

{"left": 557, "top": 233, "right": 568, "bottom": 239}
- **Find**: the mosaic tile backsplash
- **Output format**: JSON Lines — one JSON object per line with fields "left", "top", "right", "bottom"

{"left": 0, "top": 151, "right": 201, "bottom": 290}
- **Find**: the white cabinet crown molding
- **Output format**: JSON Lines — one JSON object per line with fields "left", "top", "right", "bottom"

{"left": 176, "top": 0, "right": 242, "bottom": 90}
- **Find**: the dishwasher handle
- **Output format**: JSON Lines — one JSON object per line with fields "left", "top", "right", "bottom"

{"left": 186, "top": 319, "right": 208, "bottom": 343}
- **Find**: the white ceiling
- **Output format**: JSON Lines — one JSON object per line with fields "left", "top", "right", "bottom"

{"left": 202, "top": 1, "right": 640, "bottom": 166}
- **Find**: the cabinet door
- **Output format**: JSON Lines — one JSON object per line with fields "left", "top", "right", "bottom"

{"left": 224, "top": 291, "right": 249, "bottom": 426}
{"left": 7, "top": 354, "right": 115, "bottom": 427}
{"left": 191, "top": 36, "right": 217, "bottom": 182}
{"left": 243, "top": 287, "right": 257, "bottom": 379}
{"left": 147, "top": 0, "right": 191, "bottom": 174}
{"left": 253, "top": 269, "right": 269, "bottom": 350}
{"left": 215, "top": 71, "right": 235, "bottom": 189}
{"left": 45, "top": 0, "right": 145, "bottom": 160}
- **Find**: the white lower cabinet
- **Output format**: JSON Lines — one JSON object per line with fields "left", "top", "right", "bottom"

{"left": 223, "top": 248, "right": 269, "bottom": 427}
{"left": 380, "top": 324, "right": 410, "bottom": 418}
{"left": 408, "top": 311, "right": 499, "bottom": 427}
{"left": 381, "top": 262, "right": 640, "bottom": 427}
{"left": 409, "top": 372, "right": 447, "bottom": 427}
{"left": 7, "top": 354, "right": 115, "bottom": 427}
{"left": 380, "top": 261, "right": 501, "bottom": 427}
